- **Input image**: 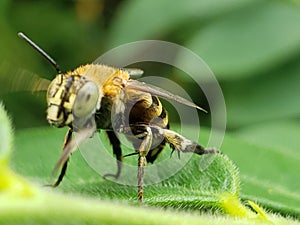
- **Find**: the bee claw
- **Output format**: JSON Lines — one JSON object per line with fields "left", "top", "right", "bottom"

{"left": 169, "top": 149, "right": 181, "bottom": 159}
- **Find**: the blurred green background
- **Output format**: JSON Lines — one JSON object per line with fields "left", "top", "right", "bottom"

{"left": 1, "top": 0, "right": 300, "bottom": 219}
{"left": 1, "top": 0, "right": 300, "bottom": 131}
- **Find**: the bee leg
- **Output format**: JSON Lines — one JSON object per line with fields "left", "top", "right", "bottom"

{"left": 103, "top": 131, "right": 123, "bottom": 180}
{"left": 52, "top": 158, "right": 69, "bottom": 187}
{"left": 158, "top": 128, "right": 219, "bottom": 155}
{"left": 137, "top": 126, "right": 153, "bottom": 202}
{"left": 52, "top": 128, "right": 73, "bottom": 187}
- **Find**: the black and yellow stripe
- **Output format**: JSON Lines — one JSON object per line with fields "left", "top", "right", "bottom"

{"left": 126, "top": 95, "right": 169, "bottom": 163}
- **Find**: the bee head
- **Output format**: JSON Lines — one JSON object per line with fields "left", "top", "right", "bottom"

{"left": 47, "top": 74, "right": 100, "bottom": 129}
{"left": 17, "top": 33, "right": 101, "bottom": 129}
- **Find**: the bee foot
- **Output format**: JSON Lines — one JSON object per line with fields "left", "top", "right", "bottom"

{"left": 203, "top": 148, "right": 220, "bottom": 154}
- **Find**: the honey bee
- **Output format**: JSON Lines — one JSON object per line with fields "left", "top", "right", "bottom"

{"left": 18, "top": 32, "right": 218, "bottom": 202}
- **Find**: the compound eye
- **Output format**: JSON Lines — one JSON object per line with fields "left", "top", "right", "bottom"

{"left": 73, "top": 82, "right": 99, "bottom": 118}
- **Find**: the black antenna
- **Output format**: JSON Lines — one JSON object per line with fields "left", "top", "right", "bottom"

{"left": 18, "top": 32, "right": 61, "bottom": 74}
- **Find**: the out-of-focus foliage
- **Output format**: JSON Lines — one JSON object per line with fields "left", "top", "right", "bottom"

{"left": 1, "top": 0, "right": 300, "bottom": 130}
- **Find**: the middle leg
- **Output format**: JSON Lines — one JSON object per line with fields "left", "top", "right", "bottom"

{"left": 137, "top": 126, "right": 153, "bottom": 202}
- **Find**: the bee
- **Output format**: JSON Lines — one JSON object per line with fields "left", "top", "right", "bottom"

{"left": 18, "top": 32, "right": 218, "bottom": 202}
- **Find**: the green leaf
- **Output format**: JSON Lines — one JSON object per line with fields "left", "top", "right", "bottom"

{"left": 222, "top": 126, "right": 300, "bottom": 217}
{"left": 13, "top": 127, "right": 239, "bottom": 208}
{"left": 107, "top": 0, "right": 258, "bottom": 47}
{"left": 13, "top": 126, "right": 276, "bottom": 221}
{"left": 0, "top": 101, "right": 40, "bottom": 196}
{"left": 181, "top": 1, "right": 300, "bottom": 80}
{"left": 236, "top": 120, "right": 300, "bottom": 160}
{"left": 1, "top": 193, "right": 296, "bottom": 225}
{"left": 11, "top": 125, "right": 299, "bottom": 215}
{"left": 225, "top": 62, "right": 300, "bottom": 128}
{"left": 0, "top": 122, "right": 297, "bottom": 223}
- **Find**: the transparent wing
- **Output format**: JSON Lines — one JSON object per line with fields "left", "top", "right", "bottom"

{"left": 123, "top": 68, "right": 144, "bottom": 79}
{"left": 0, "top": 62, "right": 50, "bottom": 94}
{"left": 126, "top": 79, "right": 207, "bottom": 112}
{"left": 52, "top": 126, "right": 95, "bottom": 177}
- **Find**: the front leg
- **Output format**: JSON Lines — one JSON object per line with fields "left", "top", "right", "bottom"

{"left": 52, "top": 128, "right": 73, "bottom": 187}
{"left": 50, "top": 123, "right": 95, "bottom": 188}
{"left": 137, "top": 126, "right": 153, "bottom": 202}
